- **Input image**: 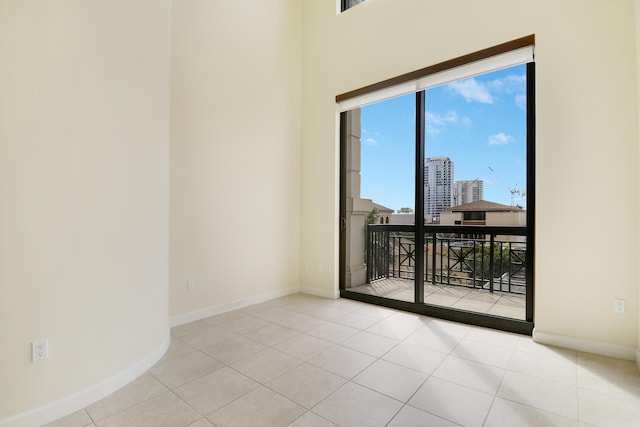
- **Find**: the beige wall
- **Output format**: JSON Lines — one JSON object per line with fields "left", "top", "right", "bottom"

{"left": 636, "top": 0, "right": 640, "bottom": 362}
{"left": 0, "top": 0, "right": 171, "bottom": 421}
{"left": 169, "top": 0, "right": 302, "bottom": 316}
{"left": 301, "top": 0, "right": 639, "bottom": 349}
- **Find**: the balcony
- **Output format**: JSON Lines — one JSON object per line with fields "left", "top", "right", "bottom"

{"left": 350, "top": 224, "right": 528, "bottom": 320}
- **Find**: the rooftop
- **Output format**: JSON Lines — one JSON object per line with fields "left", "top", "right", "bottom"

{"left": 445, "top": 200, "right": 524, "bottom": 213}
{"left": 372, "top": 202, "right": 394, "bottom": 213}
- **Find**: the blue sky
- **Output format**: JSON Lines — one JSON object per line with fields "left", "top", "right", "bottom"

{"left": 360, "top": 64, "right": 527, "bottom": 212}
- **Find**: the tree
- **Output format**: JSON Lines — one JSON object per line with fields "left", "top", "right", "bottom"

{"left": 365, "top": 207, "right": 379, "bottom": 225}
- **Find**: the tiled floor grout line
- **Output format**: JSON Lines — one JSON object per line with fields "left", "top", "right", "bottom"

{"left": 167, "top": 326, "right": 309, "bottom": 426}
{"left": 484, "top": 295, "right": 502, "bottom": 313}
{"left": 280, "top": 304, "right": 571, "bottom": 426}
{"left": 147, "top": 336, "right": 232, "bottom": 425}
{"left": 481, "top": 394, "right": 500, "bottom": 427}
{"left": 86, "top": 371, "right": 171, "bottom": 425}
{"left": 384, "top": 373, "right": 433, "bottom": 426}
{"left": 480, "top": 344, "right": 515, "bottom": 427}
{"left": 188, "top": 304, "right": 388, "bottom": 424}
{"left": 166, "top": 383, "right": 207, "bottom": 422}
{"left": 289, "top": 408, "right": 337, "bottom": 427}
{"left": 48, "top": 294, "right": 640, "bottom": 426}
{"left": 83, "top": 408, "right": 97, "bottom": 427}
{"left": 488, "top": 349, "right": 584, "bottom": 423}
{"left": 333, "top": 299, "right": 632, "bottom": 422}
{"left": 398, "top": 331, "right": 459, "bottom": 425}
{"left": 381, "top": 402, "right": 408, "bottom": 427}
{"left": 268, "top": 306, "right": 421, "bottom": 425}
{"left": 575, "top": 376, "right": 581, "bottom": 424}
{"left": 341, "top": 316, "right": 456, "bottom": 426}
{"left": 251, "top": 311, "right": 380, "bottom": 424}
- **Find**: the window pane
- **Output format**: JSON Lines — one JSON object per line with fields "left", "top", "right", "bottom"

{"left": 342, "top": 0, "right": 365, "bottom": 12}
{"left": 343, "top": 93, "right": 416, "bottom": 303}
{"left": 424, "top": 64, "right": 527, "bottom": 320}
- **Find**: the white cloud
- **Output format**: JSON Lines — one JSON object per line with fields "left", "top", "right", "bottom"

{"left": 449, "top": 74, "right": 525, "bottom": 106}
{"left": 489, "top": 74, "right": 525, "bottom": 93}
{"left": 507, "top": 74, "right": 526, "bottom": 86}
{"left": 448, "top": 78, "right": 493, "bottom": 104}
{"left": 426, "top": 110, "right": 459, "bottom": 125}
{"left": 425, "top": 110, "right": 471, "bottom": 135}
{"left": 488, "top": 132, "right": 513, "bottom": 146}
{"left": 362, "top": 129, "right": 381, "bottom": 145}
{"left": 490, "top": 74, "right": 526, "bottom": 109}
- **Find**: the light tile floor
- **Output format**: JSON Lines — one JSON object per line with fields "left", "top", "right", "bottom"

{"left": 47, "top": 293, "right": 640, "bottom": 427}
{"left": 350, "top": 278, "right": 526, "bottom": 320}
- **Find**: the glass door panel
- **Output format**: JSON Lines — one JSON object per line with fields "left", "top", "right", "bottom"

{"left": 423, "top": 65, "right": 528, "bottom": 320}
{"left": 342, "top": 93, "right": 416, "bottom": 303}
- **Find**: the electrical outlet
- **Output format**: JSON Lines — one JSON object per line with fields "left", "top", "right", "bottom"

{"left": 613, "top": 299, "right": 626, "bottom": 314}
{"left": 32, "top": 339, "right": 48, "bottom": 362}
{"left": 187, "top": 280, "right": 195, "bottom": 291}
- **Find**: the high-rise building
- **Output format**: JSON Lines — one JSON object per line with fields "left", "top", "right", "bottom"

{"left": 454, "top": 179, "right": 484, "bottom": 206}
{"left": 424, "top": 156, "right": 453, "bottom": 219}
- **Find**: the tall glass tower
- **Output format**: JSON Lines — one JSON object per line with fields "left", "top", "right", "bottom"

{"left": 424, "top": 156, "right": 454, "bottom": 221}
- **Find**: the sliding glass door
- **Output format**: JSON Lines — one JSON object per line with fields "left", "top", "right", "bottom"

{"left": 339, "top": 39, "right": 535, "bottom": 334}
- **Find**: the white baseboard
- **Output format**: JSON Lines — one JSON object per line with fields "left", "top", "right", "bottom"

{"left": 169, "top": 287, "right": 299, "bottom": 327}
{"left": 0, "top": 334, "right": 171, "bottom": 427}
{"left": 299, "top": 285, "right": 339, "bottom": 299}
{"left": 533, "top": 329, "right": 637, "bottom": 360}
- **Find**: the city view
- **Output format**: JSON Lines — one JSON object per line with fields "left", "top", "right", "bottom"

{"left": 343, "top": 64, "right": 530, "bottom": 321}
{"left": 360, "top": 64, "right": 527, "bottom": 219}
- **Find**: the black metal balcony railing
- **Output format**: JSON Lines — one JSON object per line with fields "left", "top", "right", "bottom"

{"left": 366, "top": 224, "right": 527, "bottom": 294}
